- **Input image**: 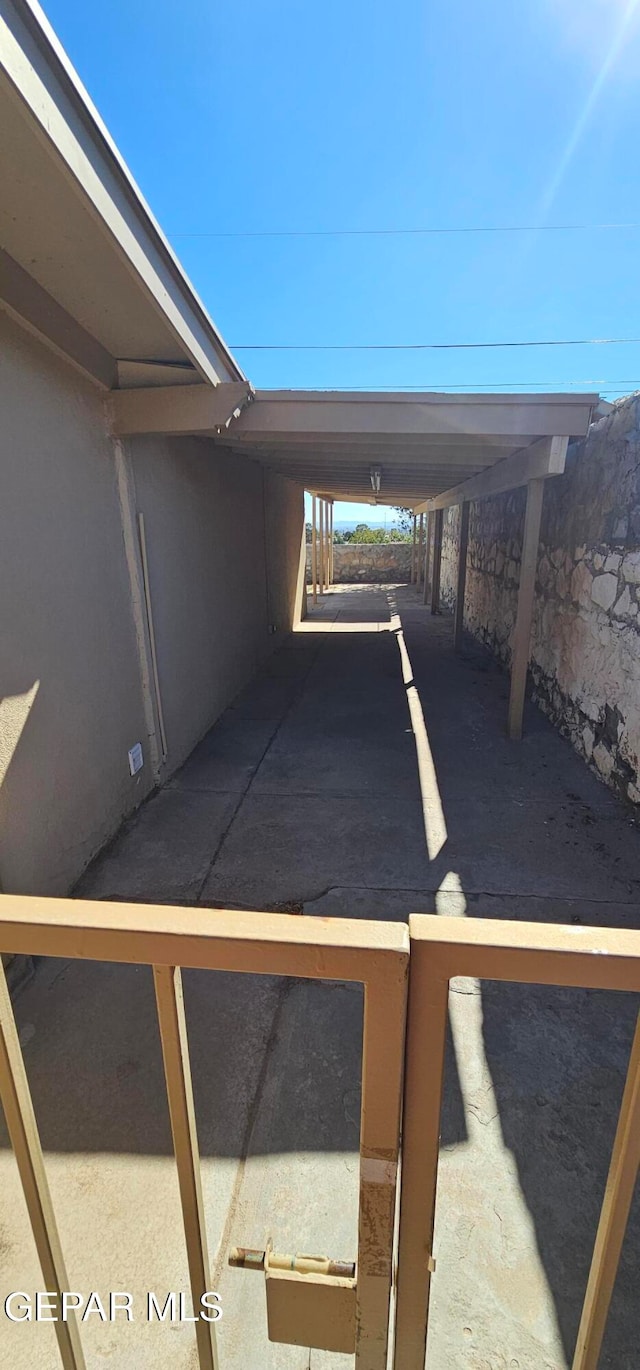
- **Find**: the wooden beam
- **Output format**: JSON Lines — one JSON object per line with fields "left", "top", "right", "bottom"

{"left": 319, "top": 499, "right": 325, "bottom": 594}
{"left": 0, "top": 247, "right": 116, "bottom": 390}
{"left": 311, "top": 495, "right": 318, "bottom": 605}
{"left": 572, "top": 1012, "right": 640, "bottom": 1370}
{"left": 430, "top": 509, "right": 443, "bottom": 614}
{"left": 416, "top": 435, "right": 569, "bottom": 512}
{"left": 110, "top": 382, "right": 252, "bottom": 435}
{"left": 453, "top": 501, "right": 470, "bottom": 650}
{"left": 0, "top": 961, "right": 85, "bottom": 1369}
{"left": 235, "top": 393, "right": 596, "bottom": 440}
{"left": 422, "top": 513, "right": 432, "bottom": 604}
{"left": 507, "top": 479, "right": 544, "bottom": 740}
{"left": 154, "top": 966, "right": 219, "bottom": 1370}
{"left": 416, "top": 514, "right": 425, "bottom": 590}
{"left": 329, "top": 503, "right": 334, "bottom": 584}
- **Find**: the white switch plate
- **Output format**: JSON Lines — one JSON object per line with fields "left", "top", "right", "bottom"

{"left": 128, "top": 742, "right": 144, "bottom": 776}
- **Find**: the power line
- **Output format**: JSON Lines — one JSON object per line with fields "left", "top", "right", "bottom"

{"left": 231, "top": 337, "right": 640, "bottom": 351}
{"left": 171, "top": 221, "right": 640, "bottom": 240}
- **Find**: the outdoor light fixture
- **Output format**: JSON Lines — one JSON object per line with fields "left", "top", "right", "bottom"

{"left": 370, "top": 467, "right": 382, "bottom": 494}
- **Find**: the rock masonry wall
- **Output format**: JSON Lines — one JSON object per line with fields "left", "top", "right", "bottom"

{"left": 439, "top": 394, "right": 640, "bottom": 802}
{"left": 306, "top": 541, "right": 412, "bottom": 583}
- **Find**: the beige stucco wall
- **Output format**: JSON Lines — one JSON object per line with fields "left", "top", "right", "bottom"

{"left": 264, "top": 469, "right": 306, "bottom": 635}
{"left": 130, "top": 438, "right": 304, "bottom": 772}
{"left": 0, "top": 312, "right": 305, "bottom": 895}
{"left": 0, "top": 312, "right": 153, "bottom": 895}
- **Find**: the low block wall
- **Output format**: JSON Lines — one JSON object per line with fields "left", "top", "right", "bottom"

{"left": 306, "top": 542, "right": 411, "bottom": 583}
{"left": 438, "top": 394, "right": 640, "bottom": 803}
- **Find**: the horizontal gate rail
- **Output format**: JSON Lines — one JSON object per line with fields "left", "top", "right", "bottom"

{"left": 394, "top": 915, "right": 640, "bottom": 1370}
{"left": 0, "top": 894, "right": 409, "bottom": 1370}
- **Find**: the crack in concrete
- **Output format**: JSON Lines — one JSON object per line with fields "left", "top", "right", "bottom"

{"left": 194, "top": 638, "right": 325, "bottom": 904}
{"left": 210, "top": 975, "right": 294, "bottom": 1290}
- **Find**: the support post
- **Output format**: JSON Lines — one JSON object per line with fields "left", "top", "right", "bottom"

{"left": 319, "top": 500, "right": 325, "bottom": 595}
{"left": 416, "top": 513, "right": 425, "bottom": 591}
{"left": 410, "top": 515, "right": 417, "bottom": 583}
{"left": 422, "top": 513, "right": 432, "bottom": 605}
{"left": 154, "top": 966, "right": 219, "bottom": 1370}
{"left": 330, "top": 503, "right": 334, "bottom": 584}
{"left": 430, "top": 508, "right": 443, "bottom": 614}
{"left": 507, "top": 478, "right": 544, "bottom": 740}
{"left": 453, "top": 500, "right": 470, "bottom": 651}
{"left": 0, "top": 961, "right": 86, "bottom": 1369}
{"left": 572, "top": 1012, "right": 640, "bottom": 1370}
{"left": 311, "top": 495, "right": 318, "bottom": 605}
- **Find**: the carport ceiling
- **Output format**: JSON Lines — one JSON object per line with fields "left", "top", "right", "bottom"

{"left": 216, "top": 389, "right": 599, "bottom": 505}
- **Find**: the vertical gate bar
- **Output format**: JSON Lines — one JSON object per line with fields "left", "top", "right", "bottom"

{"left": 153, "top": 966, "right": 219, "bottom": 1370}
{"left": 356, "top": 960, "right": 408, "bottom": 1370}
{"left": 453, "top": 500, "right": 470, "bottom": 651}
{"left": 422, "top": 512, "right": 432, "bottom": 605}
{"left": 571, "top": 1011, "right": 640, "bottom": 1370}
{"left": 393, "top": 939, "right": 449, "bottom": 1370}
{"left": 311, "top": 494, "right": 318, "bottom": 605}
{"left": 0, "top": 960, "right": 85, "bottom": 1370}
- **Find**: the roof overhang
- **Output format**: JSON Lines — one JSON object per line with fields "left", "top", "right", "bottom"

{"left": 0, "top": 0, "right": 244, "bottom": 389}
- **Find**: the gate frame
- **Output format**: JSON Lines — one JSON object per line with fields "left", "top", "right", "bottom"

{"left": 0, "top": 894, "right": 408, "bottom": 1370}
{"left": 394, "top": 914, "right": 640, "bottom": 1370}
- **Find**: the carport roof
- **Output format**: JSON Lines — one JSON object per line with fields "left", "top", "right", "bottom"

{"left": 112, "top": 384, "right": 600, "bottom": 508}
{"left": 220, "top": 389, "right": 599, "bottom": 506}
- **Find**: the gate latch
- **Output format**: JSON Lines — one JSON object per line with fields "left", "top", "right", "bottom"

{"left": 229, "top": 1241, "right": 356, "bottom": 1353}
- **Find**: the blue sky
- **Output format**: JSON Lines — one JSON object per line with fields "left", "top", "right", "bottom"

{"left": 43, "top": 0, "right": 640, "bottom": 523}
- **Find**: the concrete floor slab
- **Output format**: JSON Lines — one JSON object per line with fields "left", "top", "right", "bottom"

{"left": 200, "top": 792, "right": 432, "bottom": 907}
{"left": 76, "top": 789, "right": 241, "bottom": 903}
{"left": 4, "top": 585, "right": 640, "bottom": 1369}
{"left": 169, "top": 719, "right": 278, "bottom": 794}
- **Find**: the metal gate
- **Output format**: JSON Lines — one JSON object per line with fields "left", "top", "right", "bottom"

{"left": 394, "top": 914, "right": 640, "bottom": 1370}
{"left": 2, "top": 899, "right": 640, "bottom": 1369}
{"left": 0, "top": 895, "right": 408, "bottom": 1370}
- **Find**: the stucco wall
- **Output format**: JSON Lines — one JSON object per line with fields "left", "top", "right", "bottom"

{"left": 439, "top": 396, "right": 640, "bottom": 802}
{"left": 0, "top": 312, "right": 153, "bottom": 895}
{"left": 264, "top": 469, "right": 306, "bottom": 634}
{"left": 131, "top": 438, "right": 303, "bottom": 772}
{"left": 305, "top": 541, "right": 412, "bottom": 583}
{"left": 0, "top": 313, "right": 305, "bottom": 894}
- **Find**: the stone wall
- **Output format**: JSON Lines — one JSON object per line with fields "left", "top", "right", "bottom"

{"left": 438, "top": 394, "right": 640, "bottom": 803}
{"left": 306, "top": 541, "right": 411, "bottom": 583}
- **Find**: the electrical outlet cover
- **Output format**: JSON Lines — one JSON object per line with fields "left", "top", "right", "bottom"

{"left": 128, "top": 742, "right": 144, "bottom": 776}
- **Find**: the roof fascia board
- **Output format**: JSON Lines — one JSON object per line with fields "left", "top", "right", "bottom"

{"left": 235, "top": 394, "right": 596, "bottom": 439}
{"left": 0, "top": 0, "right": 246, "bottom": 387}
{"left": 0, "top": 247, "right": 117, "bottom": 388}
{"left": 255, "top": 390, "right": 599, "bottom": 407}
{"left": 415, "top": 436, "right": 569, "bottom": 512}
